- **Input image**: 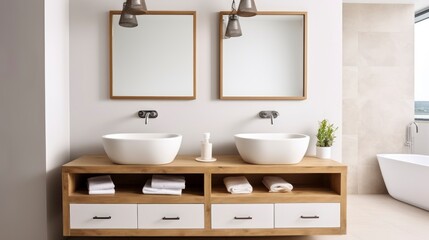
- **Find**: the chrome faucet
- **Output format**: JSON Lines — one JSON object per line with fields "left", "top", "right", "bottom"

{"left": 410, "top": 121, "right": 419, "bottom": 133}
{"left": 405, "top": 121, "right": 419, "bottom": 153}
{"left": 259, "top": 111, "right": 279, "bottom": 125}
{"left": 138, "top": 110, "right": 158, "bottom": 125}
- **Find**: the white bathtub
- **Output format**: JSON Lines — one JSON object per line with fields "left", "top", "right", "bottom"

{"left": 377, "top": 154, "right": 429, "bottom": 211}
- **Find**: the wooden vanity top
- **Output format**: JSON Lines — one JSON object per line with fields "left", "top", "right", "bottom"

{"left": 63, "top": 155, "right": 346, "bottom": 174}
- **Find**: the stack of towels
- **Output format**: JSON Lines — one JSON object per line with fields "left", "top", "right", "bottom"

{"left": 143, "top": 175, "right": 186, "bottom": 195}
{"left": 262, "top": 176, "right": 293, "bottom": 193}
{"left": 223, "top": 176, "right": 294, "bottom": 194}
{"left": 87, "top": 175, "right": 115, "bottom": 195}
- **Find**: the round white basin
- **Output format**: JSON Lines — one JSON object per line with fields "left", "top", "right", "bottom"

{"left": 102, "top": 133, "right": 182, "bottom": 165}
{"left": 234, "top": 133, "right": 310, "bottom": 165}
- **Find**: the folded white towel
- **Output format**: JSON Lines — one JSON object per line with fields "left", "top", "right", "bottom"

{"left": 262, "top": 176, "right": 293, "bottom": 193}
{"left": 223, "top": 176, "right": 253, "bottom": 194}
{"left": 142, "top": 179, "right": 182, "bottom": 195}
{"left": 151, "top": 175, "right": 186, "bottom": 190}
{"left": 87, "top": 175, "right": 115, "bottom": 191}
{"left": 89, "top": 188, "right": 115, "bottom": 195}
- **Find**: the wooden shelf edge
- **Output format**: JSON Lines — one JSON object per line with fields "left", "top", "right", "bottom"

{"left": 69, "top": 227, "right": 345, "bottom": 236}
{"left": 67, "top": 197, "right": 205, "bottom": 204}
{"left": 210, "top": 186, "right": 341, "bottom": 203}
{"left": 210, "top": 196, "right": 342, "bottom": 204}
{"left": 68, "top": 191, "right": 205, "bottom": 204}
{"left": 62, "top": 155, "right": 347, "bottom": 174}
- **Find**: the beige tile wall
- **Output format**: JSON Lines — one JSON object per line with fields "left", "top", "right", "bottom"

{"left": 342, "top": 4, "right": 414, "bottom": 194}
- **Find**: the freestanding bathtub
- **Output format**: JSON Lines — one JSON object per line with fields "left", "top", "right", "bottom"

{"left": 377, "top": 154, "right": 429, "bottom": 211}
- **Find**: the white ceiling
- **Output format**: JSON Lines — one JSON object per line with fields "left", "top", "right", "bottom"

{"left": 343, "top": 0, "right": 429, "bottom": 11}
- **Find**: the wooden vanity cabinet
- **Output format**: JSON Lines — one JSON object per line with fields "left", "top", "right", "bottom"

{"left": 62, "top": 155, "right": 347, "bottom": 237}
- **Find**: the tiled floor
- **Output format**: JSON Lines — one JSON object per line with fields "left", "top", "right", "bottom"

{"left": 70, "top": 195, "right": 429, "bottom": 240}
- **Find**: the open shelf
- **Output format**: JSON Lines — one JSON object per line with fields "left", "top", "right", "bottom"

{"left": 67, "top": 173, "right": 205, "bottom": 203}
{"left": 210, "top": 172, "right": 342, "bottom": 203}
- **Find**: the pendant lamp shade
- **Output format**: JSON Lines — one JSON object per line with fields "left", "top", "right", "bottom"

{"left": 237, "top": 0, "right": 257, "bottom": 17}
{"left": 119, "top": 2, "right": 138, "bottom": 28}
{"left": 124, "top": 0, "right": 147, "bottom": 15}
{"left": 225, "top": 15, "right": 242, "bottom": 38}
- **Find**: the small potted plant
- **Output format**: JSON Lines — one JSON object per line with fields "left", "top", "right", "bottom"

{"left": 316, "top": 119, "right": 338, "bottom": 159}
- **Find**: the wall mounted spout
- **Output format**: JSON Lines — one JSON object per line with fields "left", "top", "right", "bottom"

{"left": 138, "top": 110, "right": 158, "bottom": 125}
{"left": 259, "top": 111, "right": 279, "bottom": 125}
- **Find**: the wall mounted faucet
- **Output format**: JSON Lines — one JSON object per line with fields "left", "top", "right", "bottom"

{"left": 259, "top": 111, "right": 279, "bottom": 125}
{"left": 405, "top": 121, "right": 419, "bottom": 153}
{"left": 138, "top": 110, "right": 158, "bottom": 125}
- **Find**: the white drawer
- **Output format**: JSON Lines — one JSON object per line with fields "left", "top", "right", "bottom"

{"left": 211, "top": 204, "right": 274, "bottom": 229}
{"left": 138, "top": 204, "right": 204, "bottom": 229}
{"left": 275, "top": 203, "right": 340, "bottom": 228}
{"left": 70, "top": 204, "right": 137, "bottom": 229}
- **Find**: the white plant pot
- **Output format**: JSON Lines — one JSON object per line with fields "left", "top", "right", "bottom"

{"left": 316, "top": 146, "right": 331, "bottom": 159}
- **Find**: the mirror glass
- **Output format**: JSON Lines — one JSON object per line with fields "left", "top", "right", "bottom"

{"left": 110, "top": 11, "right": 196, "bottom": 99}
{"left": 220, "top": 12, "right": 307, "bottom": 100}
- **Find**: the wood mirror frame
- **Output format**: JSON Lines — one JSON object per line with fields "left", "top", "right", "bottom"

{"left": 110, "top": 11, "right": 196, "bottom": 100}
{"left": 219, "top": 11, "right": 307, "bottom": 100}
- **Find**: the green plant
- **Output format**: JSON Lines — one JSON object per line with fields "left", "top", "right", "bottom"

{"left": 316, "top": 119, "right": 338, "bottom": 147}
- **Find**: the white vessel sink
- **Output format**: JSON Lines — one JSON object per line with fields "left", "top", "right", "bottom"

{"left": 102, "top": 133, "right": 182, "bottom": 165}
{"left": 234, "top": 133, "right": 310, "bottom": 165}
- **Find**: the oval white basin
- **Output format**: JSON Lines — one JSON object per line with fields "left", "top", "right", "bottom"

{"left": 234, "top": 133, "right": 310, "bottom": 165}
{"left": 102, "top": 133, "right": 182, "bottom": 165}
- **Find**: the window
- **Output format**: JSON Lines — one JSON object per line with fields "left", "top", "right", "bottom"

{"left": 415, "top": 9, "right": 429, "bottom": 120}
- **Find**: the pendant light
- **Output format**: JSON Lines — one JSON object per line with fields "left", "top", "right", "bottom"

{"left": 225, "top": 0, "right": 242, "bottom": 38}
{"left": 225, "top": 15, "right": 242, "bottom": 37}
{"left": 237, "top": 0, "right": 258, "bottom": 17}
{"left": 119, "top": 2, "right": 138, "bottom": 28}
{"left": 124, "top": 0, "right": 147, "bottom": 15}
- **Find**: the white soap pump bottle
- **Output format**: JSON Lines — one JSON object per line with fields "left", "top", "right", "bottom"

{"left": 201, "top": 132, "right": 212, "bottom": 161}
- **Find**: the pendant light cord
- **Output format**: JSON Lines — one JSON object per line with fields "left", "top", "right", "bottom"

{"left": 231, "top": 0, "right": 237, "bottom": 14}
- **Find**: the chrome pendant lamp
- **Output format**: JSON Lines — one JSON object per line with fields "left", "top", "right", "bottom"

{"left": 119, "top": 2, "right": 138, "bottom": 28}
{"left": 225, "top": 15, "right": 242, "bottom": 37}
{"left": 124, "top": 0, "right": 147, "bottom": 15}
{"left": 225, "top": 0, "right": 242, "bottom": 38}
{"left": 237, "top": 0, "right": 257, "bottom": 17}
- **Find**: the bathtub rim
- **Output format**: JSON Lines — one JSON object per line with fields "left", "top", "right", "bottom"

{"left": 377, "top": 154, "right": 429, "bottom": 167}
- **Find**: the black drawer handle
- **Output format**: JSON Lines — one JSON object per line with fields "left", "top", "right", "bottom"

{"left": 234, "top": 216, "right": 253, "bottom": 220}
{"left": 300, "top": 215, "right": 320, "bottom": 219}
{"left": 162, "top": 217, "right": 180, "bottom": 220}
{"left": 93, "top": 216, "right": 112, "bottom": 220}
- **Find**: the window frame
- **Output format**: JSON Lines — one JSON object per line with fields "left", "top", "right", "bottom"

{"left": 414, "top": 8, "right": 429, "bottom": 121}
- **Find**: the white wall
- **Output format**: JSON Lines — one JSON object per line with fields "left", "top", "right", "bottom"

{"left": 70, "top": 0, "right": 343, "bottom": 161}
{"left": 0, "top": 1, "right": 48, "bottom": 239}
{"left": 45, "top": 0, "right": 70, "bottom": 239}
{"left": 0, "top": 0, "right": 70, "bottom": 239}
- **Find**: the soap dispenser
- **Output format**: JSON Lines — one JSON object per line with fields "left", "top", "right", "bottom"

{"left": 196, "top": 133, "right": 216, "bottom": 162}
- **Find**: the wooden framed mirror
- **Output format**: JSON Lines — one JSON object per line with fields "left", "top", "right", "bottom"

{"left": 110, "top": 11, "right": 196, "bottom": 99}
{"left": 219, "top": 12, "right": 307, "bottom": 100}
